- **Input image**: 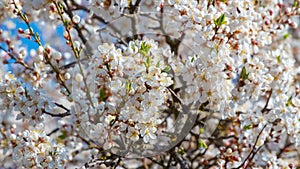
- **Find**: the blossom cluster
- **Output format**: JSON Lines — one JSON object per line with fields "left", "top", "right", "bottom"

{"left": 166, "top": 0, "right": 300, "bottom": 167}
{"left": 1, "top": 0, "right": 300, "bottom": 168}
{"left": 72, "top": 39, "right": 174, "bottom": 150}
{"left": 0, "top": 73, "right": 58, "bottom": 125}
{"left": 12, "top": 130, "right": 67, "bottom": 168}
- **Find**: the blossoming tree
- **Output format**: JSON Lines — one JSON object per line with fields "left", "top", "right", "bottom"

{"left": 1, "top": 0, "right": 300, "bottom": 168}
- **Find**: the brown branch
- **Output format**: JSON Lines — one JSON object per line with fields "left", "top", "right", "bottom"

{"left": 159, "top": 7, "right": 183, "bottom": 56}
{"left": 47, "top": 127, "right": 59, "bottom": 136}
{"left": 53, "top": 0, "right": 94, "bottom": 106}
{"left": 47, "top": 58, "right": 89, "bottom": 73}
{"left": 54, "top": 102, "right": 70, "bottom": 111}
{"left": 62, "top": 0, "right": 88, "bottom": 44}
{"left": 12, "top": 0, "right": 71, "bottom": 95}
{"left": 232, "top": 124, "right": 268, "bottom": 169}
{"left": 262, "top": 89, "right": 272, "bottom": 113}
{"left": 43, "top": 102, "right": 70, "bottom": 117}
{"left": 43, "top": 110, "right": 70, "bottom": 117}
{"left": 276, "top": 136, "right": 294, "bottom": 158}
{"left": 0, "top": 46, "right": 34, "bottom": 71}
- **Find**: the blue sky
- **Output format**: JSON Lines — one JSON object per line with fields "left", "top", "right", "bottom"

{"left": 0, "top": 18, "right": 67, "bottom": 71}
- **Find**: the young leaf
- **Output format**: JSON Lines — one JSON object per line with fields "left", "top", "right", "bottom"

{"left": 139, "top": 42, "right": 151, "bottom": 56}
{"left": 191, "top": 56, "right": 195, "bottom": 63}
{"left": 162, "top": 65, "right": 171, "bottom": 73}
{"left": 243, "top": 125, "right": 252, "bottom": 130}
{"left": 156, "top": 61, "right": 160, "bottom": 67}
{"left": 144, "top": 55, "right": 152, "bottom": 69}
{"left": 286, "top": 96, "right": 292, "bottom": 107}
{"left": 240, "top": 67, "right": 249, "bottom": 80}
{"left": 99, "top": 87, "right": 107, "bottom": 101}
{"left": 178, "top": 147, "right": 185, "bottom": 155}
{"left": 276, "top": 55, "right": 281, "bottom": 63}
{"left": 293, "top": 0, "right": 299, "bottom": 7}
{"left": 283, "top": 33, "right": 289, "bottom": 40}
{"left": 56, "top": 131, "right": 68, "bottom": 143}
{"left": 125, "top": 80, "right": 132, "bottom": 93}
{"left": 214, "top": 14, "right": 227, "bottom": 27}
{"left": 199, "top": 127, "right": 204, "bottom": 134}
{"left": 198, "top": 139, "right": 208, "bottom": 149}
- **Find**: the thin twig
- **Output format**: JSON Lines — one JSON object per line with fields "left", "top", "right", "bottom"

{"left": 47, "top": 128, "right": 59, "bottom": 136}
{"left": 0, "top": 46, "right": 34, "bottom": 71}
{"left": 232, "top": 124, "right": 268, "bottom": 169}
{"left": 12, "top": 0, "right": 71, "bottom": 95}
{"left": 43, "top": 110, "right": 70, "bottom": 117}
{"left": 53, "top": 0, "right": 94, "bottom": 107}
{"left": 262, "top": 89, "right": 272, "bottom": 113}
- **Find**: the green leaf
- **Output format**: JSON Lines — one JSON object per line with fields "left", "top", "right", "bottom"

{"left": 156, "top": 61, "right": 160, "bottom": 67}
{"left": 100, "top": 156, "right": 107, "bottom": 160}
{"left": 144, "top": 55, "right": 152, "bottom": 69}
{"left": 243, "top": 125, "right": 252, "bottom": 130}
{"left": 276, "top": 55, "right": 281, "bottom": 63}
{"left": 125, "top": 80, "right": 132, "bottom": 93}
{"left": 286, "top": 96, "right": 292, "bottom": 107}
{"left": 191, "top": 56, "right": 195, "bottom": 63}
{"left": 58, "top": 133, "right": 67, "bottom": 140}
{"left": 178, "top": 147, "right": 185, "bottom": 155}
{"left": 57, "top": 131, "right": 67, "bottom": 143}
{"left": 283, "top": 33, "right": 289, "bottom": 40}
{"left": 139, "top": 42, "right": 151, "bottom": 56}
{"left": 199, "top": 127, "right": 204, "bottom": 134}
{"left": 293, "top": 1, "right": 299, "bottom": 7}
{"left": 214, "top": 14, "right": 227, "bottom": 27}
{"left": 99, "top": 87, "right": 107, "bottom": 101}
{"left": 64, "top": 20, "right": 69, "bottom": 27}
{"left": 240, "top": 67, "right": 249, "bottom": 80}
{"left": 162, "top": 65, "right": 171, "bottom": 73}
{"left": 198, "top": 139, "right": 208, "bottom": 149}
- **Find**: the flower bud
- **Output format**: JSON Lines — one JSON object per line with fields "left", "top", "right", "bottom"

{"left": 72, "top": 15, "right": 81, "bottom": 24}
